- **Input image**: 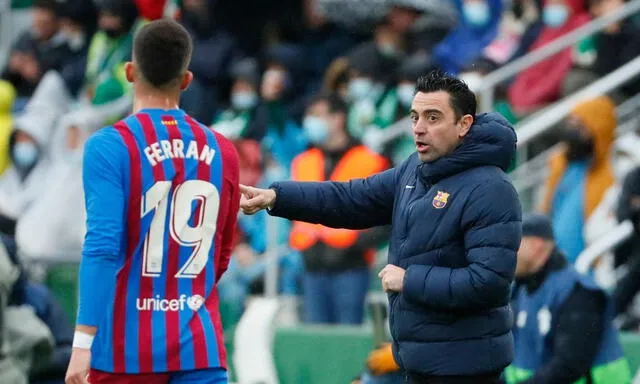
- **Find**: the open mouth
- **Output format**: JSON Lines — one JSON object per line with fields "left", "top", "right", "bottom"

{"left": 415, "top": 142, "right": 430, "bottom": 153}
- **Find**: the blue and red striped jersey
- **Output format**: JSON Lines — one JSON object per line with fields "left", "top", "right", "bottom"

{"left": 77, "top": 108, "right": 240, "bottom": 374}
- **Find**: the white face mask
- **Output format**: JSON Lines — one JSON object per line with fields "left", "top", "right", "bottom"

{"left": 13, "top": 141, "right": 38, "bottom": 169}
{"left": 348, "top": 78, "right": 374, "bottom": 101}
{"left": 65, "top": 32, "right": 86, "bottom": 51}
{"left": 397, "top": 84, "right": 415, "bottom": 108}
{"left": 231, "top": 91, "right": 258, "bottom": 111}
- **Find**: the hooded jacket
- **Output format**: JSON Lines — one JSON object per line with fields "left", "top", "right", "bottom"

{"left": 268, "top": 112, "right": 522, "bottom": 375}
{"left": 540, "top": 96, "right": 616, "bottom": 219}
{"left": 0, "top": 72, "right": 80, "bottom": 223}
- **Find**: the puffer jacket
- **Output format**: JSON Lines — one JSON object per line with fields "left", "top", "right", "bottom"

{"left": 269, "top": 112, "right": 522, "bottom": 375}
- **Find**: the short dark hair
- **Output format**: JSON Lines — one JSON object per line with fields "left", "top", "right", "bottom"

{"left": 415, "top": 70, "right": 476, "bottom": 119}
{"left": 133, "top": 19, "right": 193, "bottom": 89}
{"left": 309, "top": 92, "right": 348, "bottom": 115}
{"left": 33, "top": 0, "right": 59, "bottom": 15}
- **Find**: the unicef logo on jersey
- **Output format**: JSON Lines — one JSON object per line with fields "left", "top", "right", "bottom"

{"left": 187, "top": 294, "right": 205, "bottom": 311}
{"left": 136, "top": 294, "right": 205, "bottom": 312}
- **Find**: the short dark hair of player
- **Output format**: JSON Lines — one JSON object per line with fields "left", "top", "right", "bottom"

{"left": 33, "top": 0, "right": 59, "bottom": 14}
{"left": 308, "top": 92, "right": 348, "bottom": 116}
{"left": 132, "top": 19, "right": 193, "bottom": 89}
{"left": 415, "top": 70, "right": 477, "bottom": 119}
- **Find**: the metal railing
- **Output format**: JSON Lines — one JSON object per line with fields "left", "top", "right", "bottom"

{"left": 575, "top": 220, "right": 634, "bottom": 274}
{"left": 511, "top": 90, "right": 640, "bottom": 195}
{"left": 515, "top": 55, "right": 640, "bottom": 149}
{"left": 476, "top": 0, "right": 640, "bottom": 112}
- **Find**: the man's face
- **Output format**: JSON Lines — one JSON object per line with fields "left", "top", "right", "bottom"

{"left": 99, "top": 11, "right": 124, "bottom": 37}
{"left": 32, "top": 7, "right": 58, "bottom": 41}
{"left": 516, "top": 236, "right": 541, "bottom": 278}
{"left": 410, "top": 91, "right": 473, "bottom": 162}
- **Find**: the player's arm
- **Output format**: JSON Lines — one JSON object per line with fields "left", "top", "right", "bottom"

{"left": 267, "top": 167, "right": 397, "bottom": 230}
{"left": 74, "top": 129, "right": 127, "bottom": 343}
{"left": 403, "top": 180, "right": 522, "bottom": 310}
{"left": 215, "top": 134, "right": 240, "bottom": 282}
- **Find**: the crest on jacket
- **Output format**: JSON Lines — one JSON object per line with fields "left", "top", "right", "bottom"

{"left": 432, "top": 191, "right": 450, "bottom": 209}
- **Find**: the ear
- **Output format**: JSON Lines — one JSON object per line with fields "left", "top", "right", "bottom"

{"left": 180, "top": 70, "right": 194, "bottom": 91}
{"left": 125, "top": 62, "right": 135, "bottom": 84}
{"left": 457, "top": 114, "right": 474, "bottom": 138}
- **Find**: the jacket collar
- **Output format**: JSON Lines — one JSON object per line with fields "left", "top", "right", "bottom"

{"left": 418, "top": 112, "right": 516, "bottom": 184}
{"left": 522, "top": 247, "right": 568, "bottom": 294}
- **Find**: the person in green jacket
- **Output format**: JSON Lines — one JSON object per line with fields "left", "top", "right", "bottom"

{"left": 83, "top": 0, "right": 141, "bottom": 106}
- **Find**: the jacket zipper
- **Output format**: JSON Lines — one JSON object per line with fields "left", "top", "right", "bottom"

{"left": 392, "top": 180, "right": 431, "bottom": 371}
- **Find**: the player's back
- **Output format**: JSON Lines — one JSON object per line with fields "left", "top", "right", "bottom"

{"left": 91, "top": 108, "right": 238, "bottom": 374}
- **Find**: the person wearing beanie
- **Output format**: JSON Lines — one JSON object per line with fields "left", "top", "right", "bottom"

{"left": 505, "top": 213, "right": 630, "bottom": 384}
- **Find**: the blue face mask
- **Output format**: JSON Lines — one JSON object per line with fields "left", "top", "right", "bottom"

{"left": 348, "top": 78, "right": 373, "bottom": 101}
{"left": 463, "top": 1, "right": 491, "bottom": 27}
{"left": 397, "top": 84, "right": 415, "bottom": 108}
{"left": 303, "top": 116, "right": 329, "bottom": 145}
{"left": 543, "top": 4, "right": 569, "bottom": 27}
{"left": 231, "top": 91, "right": 258, "bottom": 111}
{"left": 13, "top": 141, "right": 38, "bottom": 169}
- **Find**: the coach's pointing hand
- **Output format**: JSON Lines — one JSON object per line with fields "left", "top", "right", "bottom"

{"left": 239, "top": 184, "right": 277, "bottom": 215}
{"left": 379, "top": 264, "right": 406, "bottom": 293}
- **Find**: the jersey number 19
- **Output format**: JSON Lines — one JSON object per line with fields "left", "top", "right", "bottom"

{"left": 140, "top": 180, "right": 220, "bottom": 278}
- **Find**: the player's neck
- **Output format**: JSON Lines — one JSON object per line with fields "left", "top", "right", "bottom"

{"left": 132, "top": 87, "right": 181, "bottom": 113}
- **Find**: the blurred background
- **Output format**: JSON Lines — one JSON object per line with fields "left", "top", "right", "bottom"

{"left": 2, "top": 0, "right": 640, "bottom": 383}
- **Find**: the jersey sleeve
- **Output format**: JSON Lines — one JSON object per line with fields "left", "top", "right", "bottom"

{"left": 215, "top": 133, "right": 240, "bottom": 282}
{"left": 76, "top": 127, "right": 128, "bottom": 327}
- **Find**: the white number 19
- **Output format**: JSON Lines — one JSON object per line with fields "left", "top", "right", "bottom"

{"left": 141, "top": 180, "right": 220, "bottom": 278}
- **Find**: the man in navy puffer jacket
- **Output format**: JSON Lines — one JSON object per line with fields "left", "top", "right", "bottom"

{"left": 240, "top": 70, "right": 522, "bottom": 383}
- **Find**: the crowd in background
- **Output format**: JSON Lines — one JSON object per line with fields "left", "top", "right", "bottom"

{"left": 1, "top": 0, "right": 640, "bottom": 382}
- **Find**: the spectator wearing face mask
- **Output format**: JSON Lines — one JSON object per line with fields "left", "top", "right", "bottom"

{"left": 293, "top": 93, "right": 390, "bottom": 324}
{"left": 432, "top": 0, "right": 503, "bottom": 75}
{"left": 0, "top": 108, "right": 54, "bottom": 236}
{"left": 539, "top": 96, "right": 616, "bottom": 264}
{"left": 212, "top": 58, "right": 262, "bottom": 140}
{"left": 14, "top": 103, "right": 129, "bottom": 262}
{"left": 57, "top": 0, "right": 98, "bottom": 98}
{"left": 1, "top": 0, "right": 72, "bottom": 101}
{"left": 508, "top": 0, "right": 591, "bottom": 115}
{"left": 83, "top": 0, "right": 141, "bottom": 106}
{"left": 345, "top": 41, "right": 401, "bottom": 139}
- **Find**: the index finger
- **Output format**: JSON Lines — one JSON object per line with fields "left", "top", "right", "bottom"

{"left": 239, "top": 184, "right": 252, "bottom": 194}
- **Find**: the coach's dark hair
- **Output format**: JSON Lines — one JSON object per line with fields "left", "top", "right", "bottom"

{"left": 309, "top": 92, "right": 348, "bottom": 115}
{"left": 133, "top": 19, "right": 193, "bottom": 89}
{"left": 415, "top": 70, "right": 476, "bottom": 119}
